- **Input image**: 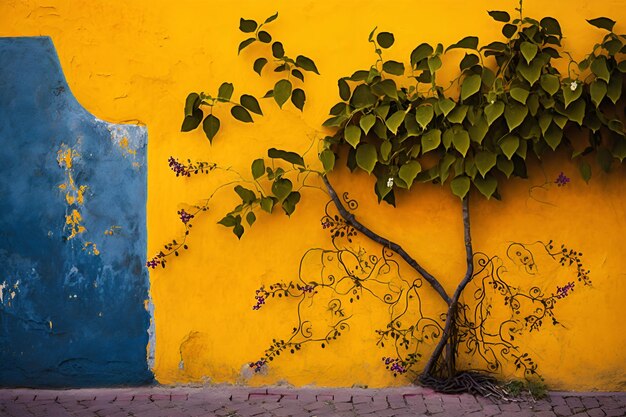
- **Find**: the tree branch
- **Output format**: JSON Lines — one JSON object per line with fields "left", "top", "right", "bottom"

{"left": 321, "top": 175, "right": 451, "bottom": 306}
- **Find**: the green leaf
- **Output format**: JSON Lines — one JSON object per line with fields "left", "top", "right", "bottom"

{"left": 238, "top": 37, "right": 256, "bottom": 54}
{"left": 372, "top": 79, "right": 398, "bottom": 99}
{"left": 422, "top": 129, "right": 442, "bottom": 153}
{"left": 184, "top": 93, "right": 200, "bottom": 117}
{"left": 504, "top": 103, "right": 528, "bottom": 131}
{"left": 253, "top": 58, "right": 268, "bottom": 75}
{"left": 562, "top": 82, "right": 582, "bottom": 108}
{"left": 500, "top": 135, "right": 519, "bottom": 159}
{"left": 540, "top": 17, "right": 562, "bottom": 37}
{"left": 350, "top": 84, "right": 378, "bottom": 108}
{"left": 485, "top": 101, "right": 504, "bottom": 126}
{"left": 246, "top": 212, "right": 256, "bottom": 226}
{"left": 291, "top": 69, "right": 304, "bottom": 82}
{"left": 240, "top": 94, "right": 263, "bottom": 115}
{"left": 296, "top": 55, "right": 320, "bottom": 74}
{"left": 410, "top": 43, "right": 433, "bottom": 68}
{"left": 398, "top": 161, "right": 421, "bottom": 189}
{"left": 258, "top": 31, "right": 271, "bottom": 43}
{"left": 450, "top": 176, "right": 470, "bottom": 199}
{"left": 267, "top": 148, "right": 305, "bottom": 166}
{"left": 579, "top": 161, "right": 592, "bottom": 183}
{"left": 587, "top": 17, "right": 616, "bottom": 31}
{"left": 446, "top": 36, "right": 479, "bottom": 51}
{"left": 488, "top": 10, "right": 510, "bottom": 22}
{"left": 231, "top": 105, "right": 253, "bottom": 123}
{"left": 563, "top": 99, "right": 585, "bottom": 125}
{"left": 218, "top": 214, "right": 238, "bottom": 227}
{"left": 181, "top": 108, "right": 203, "bottom": 132}
{"left": 382, "top": 60, "right": 405, "bottom": 75}
{"left": 607, "top": 74, "right": 623, "bottom": 104}
{"left": 447, "top": 105, "right": 469, "bottom": 124}
{"left": 520, "top": 42, "right": 538, "bottom": 64}
{"left": 468, "top": 117, "right": 488, "bottom": 144}
{"left": 218, "top": 82, "right": 234, "bottom": 101}
{"left": 612, "top": 138, "right": 626, "bottom": 161}
{"left": 428, "top": 56, "right": 442, "bottom": 73}
{"left": 543, "top": 123, "right": 563, "bottom": 150}
{"left": 291, "top": 88, "right": 306, "bottom": 111}
{"left": 356, "top": 143, "right": 377, "bottom": 174}
{"left": 473, "top": 175, "right": 498, "bottom": 199}
{"left": 590, "top": 80, "right": 607, "bottom": 107}
{"left": 239, "top": 18, "right": 257, "bottom": 33}
{"left": 260, "top": 196, "right": 276, "bottom": 213}
{"left": 234, "top": 185, "right": 257, "bottom": 204}
{"left": 540, "top": 74, "right": 560, "bottom": 96}
{"left": 319, "top": 149, "right": 335, "bottom": 173}
{"left": 264, "top": 12, "right": 278, "bottom": 24}
{"left": 282, "top": 191, "right": 301, "bottom": 216}
{"left": 475, "top": 151, "right": 497, "bottom": 177}
{"left": 272, "top": 42, "right": 285, "bottom": 58}
{"left": 386, "top": 110, "right": 406, "bottom": 134}
{"left": 502, "top": 24, "right": 517, "bottom": 38}
{"left": 273, "top": 79, "right": 292, "bottom": 108}
{"left": 517, "top": 59, "right": 542, "bottom": 86}
{"left": 377, "top": 32, "right": 395, "bottom": 48}
{"left": 461, "top": 74, "right": 481, "bottom": 100}
{"left": 344, "top": 125, "right": 361, "bottom": 148}
{"left": 452, "top": 128, "right": 470, "bottom": 156}
{"left": 380, "top": 141, "right": 392, "bottom": 161}
{"left": 415, "top": 106, "right": 434, "bottom": 129}
{"left": 460, "top": 53, "right": 480, "bottom": 70}
{"left": 359, "top": 114, "right": 376, "bottom": 135}
{"left": 233, "top": 224, "right": 244, "bottom": 239}
{"left": 271, "top": 178, "right": 293, "bottom": 200}
{"left": 497, "top": 157, "right": 514, "bottom": 178}
{"left": 202, "top": 113, "right": 220, "bottom": 142}
{"left": 510, "top": 87, "right": 529, "bottom": 104}
{"left": 438, "top": 98, "right": 456, "bottom": 117}
{"left": 338, "top": 79, "right": 351, "bottom": 101}
{"left": 591, "top": 56, "right": 610, "bottom": 82}
{"left": 251, "top": 159, "right": 265, "bottom": 180}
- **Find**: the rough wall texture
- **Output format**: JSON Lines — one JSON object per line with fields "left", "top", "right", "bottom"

{"left": 0, "top": 1, "right": 625, "bottom": 391}
{"left": 0, "top": 37, "right": 152, "bottom": 387}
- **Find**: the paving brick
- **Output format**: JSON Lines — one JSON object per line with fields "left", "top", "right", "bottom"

{"left": 587, "top": 408, "right": 606, "bottom": 417}
{"left": 534, "top": 411, "right": 558, "bottom": 417}
{"left": 604, "top": 409, "right": 626, "bottom": 417}
{"left": 554, "top": 404, "right": 574, "bottom": 416}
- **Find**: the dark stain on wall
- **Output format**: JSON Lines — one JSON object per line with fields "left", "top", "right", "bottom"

{"left": 0, "top": 37, "right": 153, "bottom": 387}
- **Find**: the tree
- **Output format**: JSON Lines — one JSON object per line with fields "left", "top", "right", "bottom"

{"left": 150, "top": 3, "right": 624, "bottom": 395}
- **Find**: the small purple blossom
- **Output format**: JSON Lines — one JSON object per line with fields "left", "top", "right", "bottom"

{"left": 555, "top": 172, "right": 570, "bottom": 187}
{"left": 556, "top": 282, "right": 575, "bottom": 299}
{"left": 168, "top": 157, "right": 191, "bottom": 177}
{"left": 298, "top": 284, "right": 315, "bottom": 294}
{"left": 249, "top": 359, "right": 267, "bottom": 373}
{"left": 382, "top": 357, "right": 407, "bottom": 374}
{"left": 178, "top": 209, "right": 194, "bottom": 224}
{"left": 146, "top": 258, "right": 159, "bottom": 269}
{"left": 253, "top": 286, "right": 267, "bottom": 310}
{"left": 321, "top": 220, "right": 332, "bottom": 229}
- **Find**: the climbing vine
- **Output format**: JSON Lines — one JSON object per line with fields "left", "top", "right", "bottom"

{"left": 151, "top": 2, "right": 622, "bottom": 395}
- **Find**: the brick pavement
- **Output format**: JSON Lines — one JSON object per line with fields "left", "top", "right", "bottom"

{"left": 0, "top": 386, "right": 624, "bottom": 416}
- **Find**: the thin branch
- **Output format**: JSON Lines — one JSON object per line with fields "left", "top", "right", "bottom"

{"left": 321, "top": 175, "right": 451, "bottom": 306}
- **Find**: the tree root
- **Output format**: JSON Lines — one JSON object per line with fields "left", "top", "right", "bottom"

{"left": 419, "top": 371, "right": 511, "bottom": 400}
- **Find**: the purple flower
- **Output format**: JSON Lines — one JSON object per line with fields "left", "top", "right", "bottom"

{"left": 556, "top": 282, "right": 575, "bottom": 299}
{"left": 146, "top": 258, "right": 159, "bottom": 269}
{"left": 382, "top": 357, "right": 407, "bottom": 374}
{"left": 249, "top": 359, "right": 267, "bottom": 373}
{"left": 555, "top": 172, "right": 570, "bottom": 187}
{"left": 253, "top": 286, "right": 267, "bottom": 310}
{"left": 168, "top": 157, "right": 191, "bottom": 177}
{"left": 178, "top": 209, "right": 194, "bottom": 224}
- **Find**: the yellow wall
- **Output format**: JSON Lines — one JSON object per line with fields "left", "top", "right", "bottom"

{"left": 2, "top": 0, "right": 625, "bottom": 391}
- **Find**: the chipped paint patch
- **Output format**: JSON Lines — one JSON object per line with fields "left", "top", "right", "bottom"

{"left": 104, "top": 226, "right": 121, "bottom": 236}
{"left": 106, "top": 124, "right": 146, "bottom": 168}
{"left": 82, "top": 241, "right": 100, "bottom": 256}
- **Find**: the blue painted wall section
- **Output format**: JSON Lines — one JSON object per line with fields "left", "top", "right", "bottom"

{"left": 0, "top": 37, "right": 153, "bottom": 387}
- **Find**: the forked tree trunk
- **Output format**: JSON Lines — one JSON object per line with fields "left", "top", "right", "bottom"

{"left": 322, "top": 176, "right": 475, "bottom": 388}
